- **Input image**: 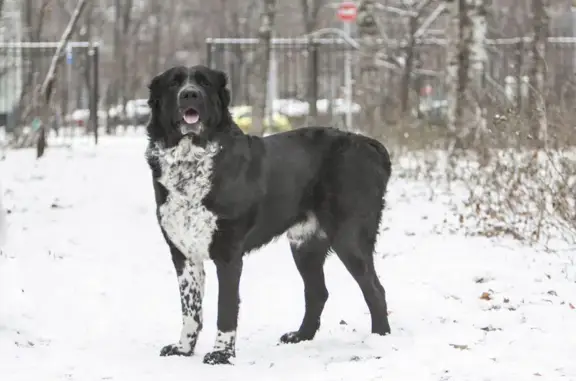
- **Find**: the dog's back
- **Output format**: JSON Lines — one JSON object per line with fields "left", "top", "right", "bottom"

{"left": 242, "top": 126, "right": 391, "bottom": 255}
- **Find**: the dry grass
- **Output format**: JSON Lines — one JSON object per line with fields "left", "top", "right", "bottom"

{"left": 379, "top": 111, "right": 576, "bottom": 251}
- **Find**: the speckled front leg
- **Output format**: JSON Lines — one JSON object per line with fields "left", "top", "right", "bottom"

{"left": 160, "top": 260, "right": 205, "bottom": 357}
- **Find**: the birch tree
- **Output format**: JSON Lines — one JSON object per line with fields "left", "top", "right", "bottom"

{"left": 445, "top": 0, "right": 487, "bottom": 147}
{"left": 356, "top": 0, "right": 381, "bottom": 134}
{"left": 467, "top": 0, "right": 488, "bottom": 141}
{"left": 444, "top": 0, "right": 465, "bottom": 137}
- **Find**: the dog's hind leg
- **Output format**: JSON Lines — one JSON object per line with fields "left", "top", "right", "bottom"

{"left": 160, "top": 246, "right": 205, "bottom": 357}
{"left": 280, "top": 215, "right": 330, "bottom": 344}
{"left": 319, "top": 138, "right": 391, "bottom": 336}
{"left": 329, "top": 219, "right": 391, "bottom": 336}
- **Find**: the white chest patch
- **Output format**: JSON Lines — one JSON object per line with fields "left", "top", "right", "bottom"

{"left": 149, "top": 138, "right": 220, "bottom": 263}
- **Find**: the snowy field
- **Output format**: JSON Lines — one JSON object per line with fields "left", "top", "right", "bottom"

{"left": 1, "top": 134, "right": 575, "bottom": 381}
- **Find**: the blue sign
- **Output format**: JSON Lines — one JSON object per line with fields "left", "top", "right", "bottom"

{"left": 66, "top": 49, "right": 73, "bottom": 65}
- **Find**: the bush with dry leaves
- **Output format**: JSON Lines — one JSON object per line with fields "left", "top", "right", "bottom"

{"left": 381, "top": 110, "right": 576, "bottom": 250}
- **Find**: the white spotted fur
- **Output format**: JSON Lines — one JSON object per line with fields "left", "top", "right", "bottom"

{"left": 177, "top": 261, "right": 205, "bottom": 351}
{"left": 286, "top": 212, "right": 327, "bottom": 248}
{"left": 286, "top": 205, "right": 386, "bottom": 252}
{"left": 153, "top": 137, "right": 220, "bottom": 263}
{"left": 213, "top": 330, "right": 236, "bottom": 352}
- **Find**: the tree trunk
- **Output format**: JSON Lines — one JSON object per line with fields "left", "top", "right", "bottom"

{"left": 401, "top": 15, "right": 418, "bottom": 115}
{"left": 528, "top": 0, "right": 549, "bottom": 146}
{"left": 151, "top": 3, "right": 162, "bottom": 76}
{"left": 301, "top": 0, "right": 323, "bottom": 124}
{"left": 252, "top": 0, "right": 276, "bottom": 137}
{"left": 445, "top": 0, "right": 467, "bottom": 144}
{"left": 356, "top": 0, "right": 380, "bottom": 135}
{"left": 36, "top": 0, "right": 88, "bottom": 158}
{"left": 467, "top": 0, "right": 488, "bottom": 143}
{"left": 119, "top": 0, "right": 134, "bottom": 109}
{"left": 112, "top": 0, "right": 121, "bottom": 131}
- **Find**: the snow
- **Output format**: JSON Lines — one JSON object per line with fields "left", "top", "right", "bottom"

{"left": 1, "top": 134, "right": 575, "bottom": 381}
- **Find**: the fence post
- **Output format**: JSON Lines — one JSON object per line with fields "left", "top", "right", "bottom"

{"left": 89, "top": 43, "right": 99, "bottom": 145}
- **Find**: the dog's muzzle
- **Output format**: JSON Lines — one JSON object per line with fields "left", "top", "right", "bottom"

{"left": 178, "top": 85, "right": 203, "bottom": 135}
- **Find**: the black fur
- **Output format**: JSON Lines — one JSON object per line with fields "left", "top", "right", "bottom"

{"left": 146, "top": 65, "right": 392, "bottom": 365}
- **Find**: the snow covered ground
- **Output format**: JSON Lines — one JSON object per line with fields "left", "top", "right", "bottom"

{"left": 1, "top": 134, "right": 575, "bottom": 381}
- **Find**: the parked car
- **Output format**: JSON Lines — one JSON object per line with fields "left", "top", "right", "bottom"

{"left": 107, "top": 99, "right": 150, "bottom": 126}
{"left": 273, "top": 98, "right": 361, "bottom": 117}
{"left": 125, "top": 99, "right": 150, "bottom": 125}
{"left": 413, "top": 84, "right": 448, "bottom": 126}
{"left": 65, "top": 108, "right": 107, "bottom": 129}
{"left": 230, "top": 105, "right": 292, "bottom": 134}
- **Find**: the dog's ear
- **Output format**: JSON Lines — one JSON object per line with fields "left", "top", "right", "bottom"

{"left": 147, "top": 75, "right": 161, "bottom": 108}
{"left": 215, "top": 70, "right": 228, "bottom": 88}
{"left": 215, "top": 70, "right": 231, "bottom": 108}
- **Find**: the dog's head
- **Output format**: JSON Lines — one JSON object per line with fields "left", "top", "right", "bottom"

{"left": 146, "top": 65, "right": 231, "bottom": 145}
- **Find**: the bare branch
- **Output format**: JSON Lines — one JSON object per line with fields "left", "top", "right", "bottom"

{"left": 40, "top": 0, "right": 87, "bottom": 103}
{"left": 414, "top": 3, "right": 446, "bottom": 38}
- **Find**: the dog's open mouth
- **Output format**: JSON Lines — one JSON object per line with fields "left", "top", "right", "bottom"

{"left": 182, "top": 108, "right": 200, "bottom": 124}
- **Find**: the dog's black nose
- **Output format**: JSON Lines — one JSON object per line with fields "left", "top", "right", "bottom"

{"left": 179, "top": 88, "right": 199, "bottom": 100}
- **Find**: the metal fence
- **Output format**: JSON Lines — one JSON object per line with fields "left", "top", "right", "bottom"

{"left": 206, "top": 37, "right": 358, "bottom": 128}
{"left": 0, "top": 41, "right": 100, "bottom": 137}
{"left": 206, "top": 37, "right": 576, "bottom": 128}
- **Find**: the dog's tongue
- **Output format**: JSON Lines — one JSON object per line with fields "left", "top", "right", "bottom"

{"left": 183, "top": 109, "right": 199, "bottom": 124}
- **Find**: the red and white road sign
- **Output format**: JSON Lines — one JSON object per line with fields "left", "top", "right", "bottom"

{"left": 337, "top": 2, "right": 358, "bottom": 22}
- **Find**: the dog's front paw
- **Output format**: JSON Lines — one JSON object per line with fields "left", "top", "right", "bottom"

{"left": 203, "top": 350, "right": 234, "bottom": 365}
{"left": 279, "top": 331, "right": 314, "bottom": 344}
{"left": 160, "top": 343, "right": 193, "bottom": 357}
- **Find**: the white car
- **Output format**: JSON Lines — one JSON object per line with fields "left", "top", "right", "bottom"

{"left": 108, "top": 99, "right": 150, "bottom": 126}
{"left": 125, "top": 99, "right": 150, "bottom": 125}
{"left": 65, "top": 109, "right": 107, "bottom": 128}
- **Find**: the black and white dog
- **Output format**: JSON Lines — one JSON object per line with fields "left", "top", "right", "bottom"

{"left": 145, "top": 65, "right": 392, "bottom": 365}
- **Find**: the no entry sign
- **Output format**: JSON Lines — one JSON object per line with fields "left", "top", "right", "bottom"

{"left": 337, "top": 2, "right": 357, "bottom": 22}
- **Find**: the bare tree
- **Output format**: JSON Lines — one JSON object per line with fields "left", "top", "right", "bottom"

{"left": 150, "top": 2, "right": 162, "bottom": 76}
{"left": 35, "top": 0, "right": 88, "bottom": 158}
{"left": 467, "top": 0, "right": 488, "bottom": 142}
{"left": 356, "top": 0, "right": 381, "bottom": 134}
{"left": 528, "top": 0, "right": 549, "bottom": 146}
{"left": 444, "top": 0, "right": 464, "bottom": 137}
{"left": 252, "top": 0, "right": 277, "bottom": 137}
{"left": 301, "top": 0, "right": 325, "bottom": 123}
{"left": 444, "top": 0, "right": 488, "bottom": 148}
{"left": 399, "top": 0, "right": 434, "bottom": 115}
{"left": 301, "top": 0, "right": 324, "bottom": 34}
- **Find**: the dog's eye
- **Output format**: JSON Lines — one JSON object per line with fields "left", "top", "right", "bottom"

{"left": 169, "top": 80, "right": 179, "bottom": 88}
{"left": 194, "top": 73, "right": 211, "bottom": 87}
